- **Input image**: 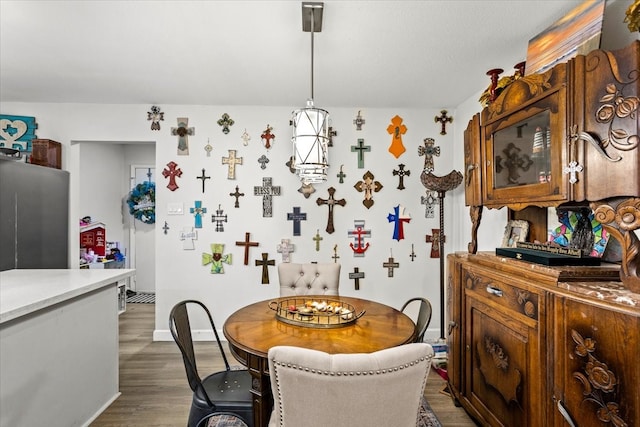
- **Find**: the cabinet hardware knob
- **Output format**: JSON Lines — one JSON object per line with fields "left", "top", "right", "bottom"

{"left": 447, "top": 321, "right": 457, "bottom": 335}
{"left": 486, "top": 285, "right": 503, "bottom": 297}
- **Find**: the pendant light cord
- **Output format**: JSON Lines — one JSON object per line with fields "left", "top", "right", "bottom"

{"left": 310, "top": 7, "right": 315, "bottom": 101}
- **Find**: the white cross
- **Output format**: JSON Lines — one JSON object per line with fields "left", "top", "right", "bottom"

{"left": 563, "top": 161, "right": 583, "bottom": 184}
{"left": 179, "top": 227, "right": 197, "bottom": 250}
{"left": 277, "top": 239, "right": 295, "bottom": 263}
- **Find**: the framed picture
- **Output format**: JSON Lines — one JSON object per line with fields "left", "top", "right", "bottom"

{"left": 501, "top": 220, "right": 529, "bottom": 248}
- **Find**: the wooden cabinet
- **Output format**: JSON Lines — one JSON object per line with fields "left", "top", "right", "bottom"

{"left": 447, "top": 252, "right": 638, "bottom": 427}
{"left": 463, "top": 42, "right": 640, "bottom": 291}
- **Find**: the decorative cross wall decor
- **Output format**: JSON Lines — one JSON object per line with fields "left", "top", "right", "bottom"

{"left": 261, "top": 124, "right": 275, "bottom": 149}
{"left": 202, "top": 243, "right": 232, "bottom": 274}
{"left": 383, "top": 254, "right": 400, "bottom": 277}
{"left": 410, "top": 244, "right": 417, "bottom": 261}
{"left": 255, "top": 253, "right": 275, "bottom": 284}
{"left": 418, "top": 138, "right": 441, "bottom": 173}
{"left": 217, "top": 113, "right": 234, "bottom": 134}
{"left": 386, "top": 115, "right": 407, "bottom": 158}
{"left": 354, "top": 170, "right": 383, "bottom": 209}
{"left": 387, "top": 204, "right": 411, "bottom": 241}
{"left": 196, "top": 168, "right": 210, "bottom": 193}
{"left": 434, "top": 110, "right": 453, "bottom": 135}
{"left": 241, "top": 129, "right": 250, "bottom": 146}
{"left": 349, "top": 267, "right": 365, "bottom": 290}
{"left": 204, "top": 138, "right": 213, "bottom": 157}
{"left": 313, "top": 230, "right": 323, "bottom": 252}
{"left": 286, "top": 156, "right": 296, "bottom": 174}
{"left": 257, "top": 154, "right": 269, "bottom": 170}
{"left": 171, "top": 117, "right": 194, "bottom": 155}
{"left": 189, "top": 201, "right": 207, "bottom": 229}
{"left": 180, "top": 227, "right": 197, "bottom": 250}
{"left": 421, "top": 190, "right": 439, "bottom": 218}
{"left": 328, "top": 126, "right": 338, "bottom": 147}
{"left": 348, "top": 220, "right": 371, "bottom": 257}
{"left": 316, "top": 186, "right": 346, "bottom": 234}
{"left": 287, "top": 206, "right": 307, "bottom": 236}
{"left": 337, "top": 164, "right": 346, "bottom": 184}
{"left": 254, "top": 177, "right": 281, "bottom": 218}
{"left": 426, "top": 229, "right": 443, "bottom": 258}
{"left": 222, "top": 149, "right": 243, "bottom": 179}
{"left": 147, "top": 106, "right": 164, "bottom": 131}
{"left": 277, "top": 239, "right": 295, "bottom": 263}
{"left": 350, "top": 139, "right": 371, "bottom": 169}
{"left": 211, "top": 205, "right": 228, "bottom": 232}
{"left": 392, "top": 164, "right": 411, "bottom": 190}
{"left": 332, "top": 244, "right": 340, "bottom": 263}
{"left": 229, "top": 185, "right": 244, "bottom": 208}
{"left": 297, "top": 183, "right": 315, "bottom": 198}
{"left": 162, "top": 161, "right": 182, "bottom": 191}
{"left": 563, "top": 161, "right": 583, "bottom": 184}
{"left": 353, "top": 110, "right": 365, "bottom": 130}
{"left": 162, "top": 221, "right": 169, "bottom": 235}
{"left": 235, "top": 232, "right": 259, "bottom": 266}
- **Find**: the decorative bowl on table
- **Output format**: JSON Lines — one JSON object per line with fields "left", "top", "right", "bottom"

{"left": 269, "top": 297, "right": 365, "bottom": 328}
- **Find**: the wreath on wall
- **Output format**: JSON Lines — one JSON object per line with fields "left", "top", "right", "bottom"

{"left": 127, "top": 181, "right": 156, "bottom": 224}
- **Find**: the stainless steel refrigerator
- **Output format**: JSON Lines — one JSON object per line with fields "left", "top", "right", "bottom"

{"left": 0, "top": 158, "right": 69, "bottom": 271}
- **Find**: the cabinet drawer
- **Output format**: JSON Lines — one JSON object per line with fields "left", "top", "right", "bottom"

{"left": 462, "top": 265, "right": 540, "bottom": 322}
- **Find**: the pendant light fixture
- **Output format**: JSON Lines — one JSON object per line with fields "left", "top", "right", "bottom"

{"left": 291, "top": 2, "right": 329, "bottom": 184}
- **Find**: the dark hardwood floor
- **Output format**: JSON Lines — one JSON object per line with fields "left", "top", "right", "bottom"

{"left": 91, "top": 303, "right": 477, "bottom": 426}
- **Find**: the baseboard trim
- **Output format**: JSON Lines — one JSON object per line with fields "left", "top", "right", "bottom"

{"left": 82, "top": 392, "right": 121, "bottom": 427}
{"left": 153, "top": 329, "right": 228, "bottom": 342}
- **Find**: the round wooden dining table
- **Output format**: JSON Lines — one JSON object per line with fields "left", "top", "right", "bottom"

{"left": 223, "top": 295, "right": 416, "bottom": 427}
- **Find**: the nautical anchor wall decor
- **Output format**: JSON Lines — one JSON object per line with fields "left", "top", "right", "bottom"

{"left": 348, "top": 220, "right": 371, "bottom": 257}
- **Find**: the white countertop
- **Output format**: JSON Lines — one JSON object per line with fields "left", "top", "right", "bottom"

{"left": 0, "top": 269, "right": 136, "bottom": 324}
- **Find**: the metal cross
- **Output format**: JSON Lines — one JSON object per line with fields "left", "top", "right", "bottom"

{"left": 241, "top": 129, "right": 250, "bottom": 146}
{"left": 162, "top": 221, "right": 169, "bottom": 235}
{"left": 217, "top": 113, "right": 234, "bottom": 134}
{"left": 236, "top": 232, "right": 259, "bottom": 265}
{"left": 332, "top": 244, "right": 340, "bottom": 263}
{"left": 147, "top": 105, "right": 164, "bottom": 131}
{"left": 392, "top": 164, "right": 411, "bottom": 190}
{"left": 421, "top": 190, "right": 439, "bottom": 218}
{"left": 196, "top": 168, "right": 210, "bottom": 193}
{"left": 189, "top": 200, "right": 207, "bottom": 229}
{"left": 563, "top": 161, "right": 583, "bottom": 184}
{"left": 255, "top": 253, "right": 275, "bottom": 284}
{"left": 410, "top": 244, "right": 416, "bottom": 261}
{"left": 316, "top": 186, "right": 346, "bottom": 234}
{"left": 348, "top": 220, "right": 371, "bottom": 257}
{"left": 425, "top": 229, "right": 444, "bottom": 258}
{"left": 337, "top": 164, "right": 346, "bottom": 184}
{"left": 313, "top": 230, "right": 323, "bottom": 252}
{"left": 349, "top": 267, "right": 365, "bottom": 290}
{"left": 434, "top": 110, "right": 453, "bottom": 135}
{"left": 254, "top": 177, "right": 281, "bottom": 217}
{"left": 353, "top": 110, "right": 365, "bottom": 130}
{"left": 287, "top": 206, "right": 307, "bottom": 236}
{"left": 211, "top": 204, "right": 228, "bottom": 232}
{"left": 171, "top": 117, "right": 194, "bottom": 155}
{"left": 229, "top": 185, "right": 244, "bottom": 208}
{"left": 277, "top": 239, "right": 295, "bottom": 263}
{"left": 354, "top": 170, "right": 383, "bottom": 209}
{"left": 257, "top": 154, "right": 269, "bottom": 170}
{"left": 162, "top": 161, "right": 182, "bottom": 191}
{"left": 350, "top": 139, "right": 371, "bottom": 169}
{"left": 383, "top": 255, "right": 400, "bottom": 277}
{"left": 386, "top": 115, "right": 407, "bottom": 158}
{"left": 204, "top": 138, "right": 213, "bottom": 157}
{"left": 261, "top": 124, "right": 275, "bottom": 149}
{"left": 328, "top": 126, "right": 338, "bottom": 147}
{"left": 387, "top": 205, "right": 411, "bottom": 241}
{"left": 418, "top": 138, "right": 441, "bottom": 173}
{"left": 222, "top": 149, "right": 243, "bottom": 179}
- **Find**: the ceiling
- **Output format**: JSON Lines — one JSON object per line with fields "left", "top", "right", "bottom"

{"left": 0, "top": 1, "right": 584, "bottom": 109}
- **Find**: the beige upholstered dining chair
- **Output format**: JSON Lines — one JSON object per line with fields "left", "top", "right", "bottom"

{"left": 277, "top": 263, "right": 340, "bottom": 296}
{"left": 267, "top": 343, "right": 434, "bottom": 427}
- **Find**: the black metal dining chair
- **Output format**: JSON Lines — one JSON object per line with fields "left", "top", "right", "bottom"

{"left": 169, "top": 300, "right": 253, "bottom": 427}
{"left": 401, "top": 297, "right": 433, "bottom": 343}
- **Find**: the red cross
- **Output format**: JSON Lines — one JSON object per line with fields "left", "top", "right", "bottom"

{"left": 162, "top": 161, "right": 182, "bottom": 191}
{"left": 261, "top": 125, "right": 275, "bottom": 149}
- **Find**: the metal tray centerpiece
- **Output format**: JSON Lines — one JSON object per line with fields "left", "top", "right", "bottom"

{"left": 269, "top": 297, "right": 365, "bottom": 328}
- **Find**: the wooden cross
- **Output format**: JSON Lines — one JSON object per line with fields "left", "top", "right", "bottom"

{"left": 257, "top": 154, "right": 269, "bottom": 170}
{"left": 211, "top": 204, "right": 228, "bottom": 232}
{"left": 162, "top": 221, "right": 169, "bottom": 235}
{"left": 337, "top": 164, "right": 346, "bottom": 184}
{"left": 420, "top": 190, "right": 439, "bottom": 218}
{"left": 217, "top": 113, "right": 234, "bottom": 134}
{"left": 383, "top": 255, "right": 400, "bottom": 277}
{"left": 179, "top": 227, "right": 197, "bottom": 250}
{"left": 349, "top": 267, "right": 365, "bottom": 290}
{"left": 386, "top": 115, "right": 407, "bottom": 158}
{"left": 387, "top": 204, "right": 411, "bottom": 241}
{"left": 254, "top": 177, "right": 281, "bottom": 218}
{"left": 236, "top": 232, "right": 259, "bottom": 265}
{"left": 316, "top": 186, "right": 346, "bottom": 234}
{"left": 162, "top": 161, "right": 182, "bottom": 191}
{"left": 392, "top": 164, "right": 411, "bottom": 190}
{"left": 196, "top": 168, "right": 210, "bottom": 193}
{"left": 277, "top": 239, "right": 295, "bottom": 263}
{"left": 353, "top": 110, "right": 365, "bottom": 130}
{"left": 332, "top": 244, "right": 340, "bottom": 263}
{"left": 410, "top": 244, "right": 417, "bottom": 261}
{"left": 350, "top": 139, "right": 371, "bottom": 169}
{"left": 563, "top": 161, "right": 583, "bottom": 184}
{"left": 261, "top": 124, "right": 275, "bottom": 149}
{"left": 189, "top": 200, "right": 207, "bottom": 229}
{"left": 202, "top": 243, "right": 232, "bottom": 274}
{"left": 328, "top": 126, "right": 338, "bottom": 147}
{"left": 313, "top": 230, "right": 323, "bottom": 252}
{"left": 354, "top": 170, "right": 383, "bottom": 209}
{"left": 434, "top": 110, "right": 453, "bottom": 135}
{"left": 348, "top": 220, "right": 371, "bottom": 257}
{"left": 229, "top": 185, "right": 244, "bottom": 208}
{"left": 287, "top": 206, "right": 307, "bottom": 236}
{"left": 222, "top": 149, "right": 243, "bottom": 179}
{"left": 171, "top": 117, "right": 194, "bottom": 155}
{"left": 418, "top": 138, "right": 441, "bottom": 173}
{"left": 255, "top": 253, "right": 275, "bottom": 284}
{"left": 426, "top": 229, "right": 444, "bottom": 258}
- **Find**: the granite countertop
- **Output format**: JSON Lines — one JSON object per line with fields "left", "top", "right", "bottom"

{"left": 0, "top": 268, "right": 135, "bottom": 324}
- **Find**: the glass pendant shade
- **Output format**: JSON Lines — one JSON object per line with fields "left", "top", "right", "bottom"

{"left": 291, "top": 98, "right": 329, "bottom": 184}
